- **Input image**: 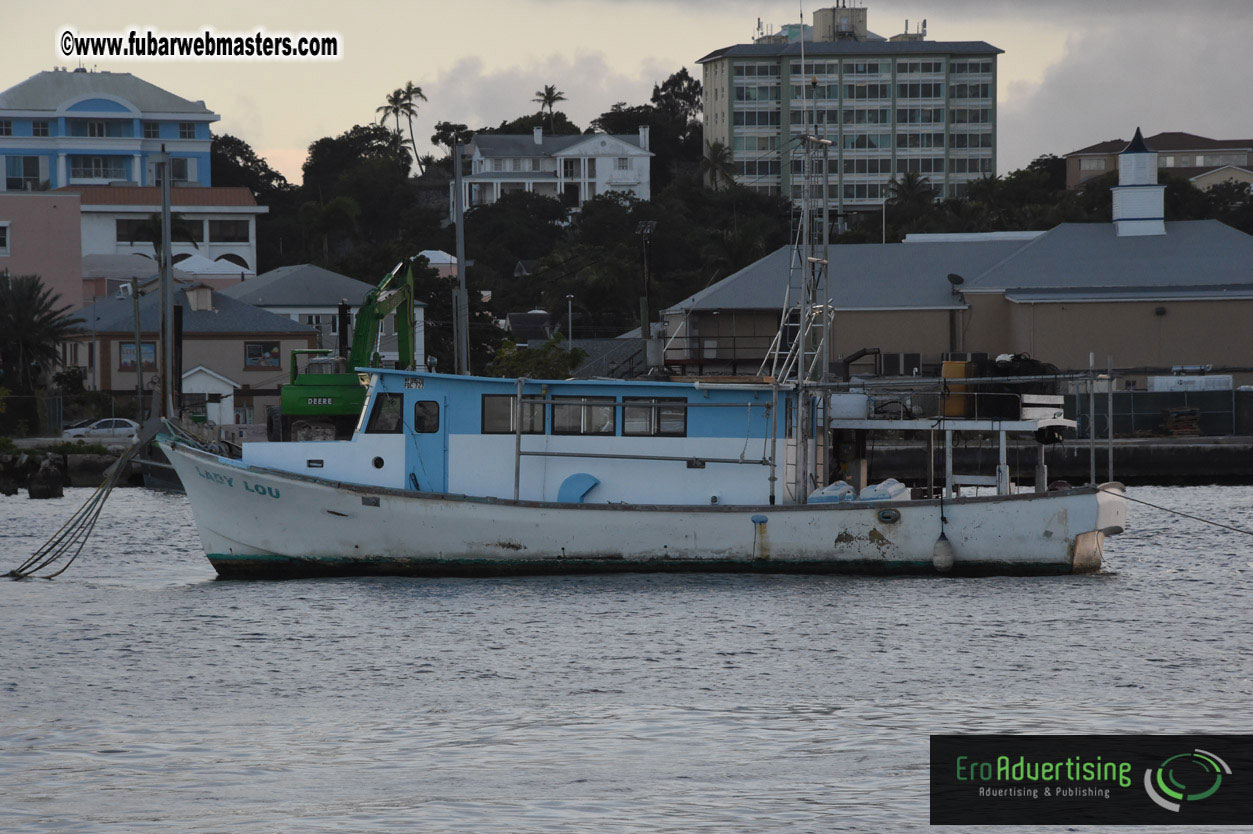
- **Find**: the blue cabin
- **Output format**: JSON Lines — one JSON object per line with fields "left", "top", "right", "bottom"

{"left": 242, "top": 370, "right": 798, "bottom": 506}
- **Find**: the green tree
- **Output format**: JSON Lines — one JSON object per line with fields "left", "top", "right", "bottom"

{"left": 532, "top": 84, "right": 567, "bottom": 133}
{"left": 304, "top": 124, "right": 410, "bottom": 195}
{"left": 210, "top": 133, "right": 291, "bottom": 198}
{"left": 299, "top": 196, "right": 361, "bottom": 263}
{"left": 430, "top": 121, "right": 473, "bottom": 155}
{"left": 486, "top": 335, "right": 586, "bottom": 379}
{"left": 699, "top": 140, "right": 735, "bottom": 190}
{"left": 0, "top": 275, "right": 82, "bottom": 395}
{"left": 651, "top": 67, "right": 702, "bottom": 124}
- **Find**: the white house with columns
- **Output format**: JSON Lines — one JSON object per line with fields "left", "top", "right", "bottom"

{"left": 451, "top": 126, "right": 653, "bottom": 217}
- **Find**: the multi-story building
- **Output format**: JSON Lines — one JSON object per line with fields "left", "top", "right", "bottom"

{"left": 0, "top": 67, "right": 216, "bottom": 191}
{"left": 698, "top": 4, "right": 1000, "bottom": 215}
{"left": 451, "top": 126, "right": 653, "bottom": 217}
{"left": 1065, "top": 131, "right": 1253, "bottom": 191}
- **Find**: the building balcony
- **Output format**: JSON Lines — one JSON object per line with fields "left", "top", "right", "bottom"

{"left": 607, "top": 172, "right": 641, "bottom": 186}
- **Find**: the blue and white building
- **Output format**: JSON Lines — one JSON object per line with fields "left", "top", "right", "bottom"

{"left": 0, "top": 67, "right": 217, "bottom": 191}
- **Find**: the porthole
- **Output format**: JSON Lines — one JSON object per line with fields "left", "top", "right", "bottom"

{"left": 877, "top": 508, "right": 901, "bottom": 524}
{"left": 372, "top": 456, "right": 385, "bottom": 469}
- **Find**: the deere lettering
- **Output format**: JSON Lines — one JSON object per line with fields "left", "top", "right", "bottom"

{"left": 307, "top": 397, "right": 334, "bottom": 406}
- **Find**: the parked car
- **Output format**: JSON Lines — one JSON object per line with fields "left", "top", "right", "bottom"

{"left": 62, "top": 418, "right": 140, "bottom": 440}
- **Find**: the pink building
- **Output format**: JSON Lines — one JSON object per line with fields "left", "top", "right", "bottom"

{"left": 0, "top": 191, "right": 83, "bottom": 309}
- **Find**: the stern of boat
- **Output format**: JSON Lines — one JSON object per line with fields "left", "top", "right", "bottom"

{"left": 1072, "top": 481, "right": 1127, "bottom": 573}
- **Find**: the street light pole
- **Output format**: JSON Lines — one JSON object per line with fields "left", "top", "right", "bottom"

{"left": 566, "top": 294, "right": 574, "bottom": 350}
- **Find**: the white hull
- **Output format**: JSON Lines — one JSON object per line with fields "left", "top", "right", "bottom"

{"left": 162, "top": 440, "right": 1126, "bottom": 579}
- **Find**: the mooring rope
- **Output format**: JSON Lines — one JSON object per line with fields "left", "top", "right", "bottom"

{"left": 1098, "top": 486, "right": 1253, "bottom": 538}
{"left": 6, "top": 419, "right": 195, "bottom": 580}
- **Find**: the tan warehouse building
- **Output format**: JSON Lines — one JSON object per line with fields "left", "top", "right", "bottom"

{"left": 663, "top": 130, "right": 1253, "bottom": 385}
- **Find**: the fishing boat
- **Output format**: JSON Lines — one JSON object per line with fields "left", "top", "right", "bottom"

{"left": 159, "top": 121, "right": 1125, "bottom": 580}
{"left": 159, "top": 368, "right": 1125, "bottom": 578}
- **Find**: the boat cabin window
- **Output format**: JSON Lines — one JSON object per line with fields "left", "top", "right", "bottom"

{"left": 623, "top": 397, "right": 687, "bottom": 437}
{"left": 414, "top": 401, "right": 439, "bottom": 434}
{"left": 364, "top": 392, "right": 404, "bottom": 434}
{"left": 481, "top": 394, "right": 545, "bottom": 434}
{"left": 552, "top": 396, "right": 616, "bottom": 436}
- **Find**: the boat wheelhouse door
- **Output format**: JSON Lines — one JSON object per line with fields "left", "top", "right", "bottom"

{"left": 407, "top": 393, "right": 448, "bottom": 493}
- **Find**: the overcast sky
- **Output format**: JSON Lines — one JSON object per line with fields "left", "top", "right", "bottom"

{"left": 7, "top": 1, "right": 1251, "bottom": 182}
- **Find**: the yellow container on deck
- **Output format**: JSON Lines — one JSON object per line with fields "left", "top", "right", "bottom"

{"left": 941, "top": 360, "right": 972, "bottom": 417}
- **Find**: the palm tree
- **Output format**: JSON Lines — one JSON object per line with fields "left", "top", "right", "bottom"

{"left": 0, "top": 275, "right": 83, "bottom": 394}
{"left": 532, "top": 85, "right": 567, "bottom": 133}
{"left": 377, "top": 84, "right": 428, "bottom": 175}
{"left": 399, "top": 82, "right": 428, "bottom": 175}
{"left": 699, "top": 140, "right": 735, "bottom": 191}
{"left": 126, "top": 212, "right": 200, "bottom": 265}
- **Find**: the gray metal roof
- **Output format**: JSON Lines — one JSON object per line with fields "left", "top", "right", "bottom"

{"left": 665, "top": 240, "right": 1023, "bottom": 313}
{"left": 966, "top": 221, "right": 1253, "bottom": 293}
{"left": 697, "top": 40, "right": 1002, "bottom": 63}
{"left": 80, "top": 287, "right": 316, "bottom": 335}
{"left": 666, "top": 220, "right": 1253, "bottom": 314}
{"left": 0, "top": 70, "right": 214, "bottom": 114}
{"left": 218, "top": 264, "right": 379, "bottom": 308}
{"left": 472, "top": 133, "right": 644, "bottom": 158}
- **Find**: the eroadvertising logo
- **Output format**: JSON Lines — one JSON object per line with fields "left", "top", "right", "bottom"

{"left": 930, "top": 735, "right": 1252, "bottom": 825}
{"left": 1143, "top": 749, "right": 1231, "bottom": 812}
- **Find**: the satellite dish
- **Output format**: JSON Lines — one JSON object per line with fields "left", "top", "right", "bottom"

{"left": 946, "top": 273, "right": 965, "bottom": 286}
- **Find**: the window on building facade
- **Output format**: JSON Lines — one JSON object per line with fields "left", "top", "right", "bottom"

{"left": 88, "top": 121, "right": 106, "bottom": 137}
{"left": 842, "top": 133, "right": 892, "bottom": 150}
{"left": 143, "top": 122, "right": 160, "bottom": 139}
{"left": 616, "top": 157, "right": 630, "bottom": 170}
{"left": 1079, "top": 158, "right": 1107, "bottom": 172}
{"left": 792, "top": 62, "right": 838, "bottom": 76}
{"left": 118, "top": 342, "right": 157, "bottom": 371}
{"left": 243, "top": 342, "right": 281, "bottom": 369}
{"left": 0, "top": 120, "right": 11, "bottom": 136}
{"left": 897, "top": 157, "right": 946, "bottom": 175}
{"left": 481, "top": 394, "right": 545, "bottom": 434}
{"left": 843, "top": 157, "right": 892, "bottom": 174}
{"left": 562, "top": 158, "right": 580, "bottom": 179}
{"left": 843, "top": 83, "right": 891, "bottom": 100}
{"left": 209, "top": 219, "right": 250, "bottom": 242}
{"left": 734, "top": 85, "right": 781, "bottom": 102}
{"left": 179, "top": 122, "right": 195, "bottom": 139}
{"left": 898, "top": 61, "right": 944, "bottom": 74}
{"left": 623, "top": 398, "right": 686, "bottom": 437}
{"left": 32, "top": 120, "right": 49, "bottom": 137}
{"left": 71, "top": 156, "right": 125, "bottom": 180}
{"left": 950, "top": 133, "right": 993, "bottom": 149}
{"left": 896, "top": 132, "right": 946, "bottom": 149}
{"left": 948, "top": 157, "right": 994, "bottom": 174}
{"left": 897, "top": 82, "right": 945, "bottom": 98}
{"left": 950, "top": 108, "right": 992, "bottom": 124}
{"left": 843, "top": 62, "right": 882, "bottom": 75}
{"left": 586, "top": 158, "right": 596, "bottom": 177}
{"left": 5, "top": 156, "right": 40, "bottom": 190}
{"left": 733, "top": 63, "right": 780, "bottom": 77}
{"left": 170, "top": 158, "right": 190, "bottom": 182}
{"left": 951, "top": 61, "right": 994, "bottom": 74}
{"left": 949, "top": 83, "right": 991, "bottom": 99}
{"left": 734, "top": 135, "right": 778, "bottom": 152}
{"left": 733, "top": 110, "right": 782, "bottom": 127}
{"left": 0, "top": 223, "right": 9, "bottom": 256}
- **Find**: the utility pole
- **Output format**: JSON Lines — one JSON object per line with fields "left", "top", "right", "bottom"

{"left": 158, "top": 146, "right": 174, "bottom": 419}
{"left": 566, "top": 294, "right": 574, "bottom": 350}
{"left": 453, "top": 142, "right": 471, "bottom": 375}
{"left": 130, "top": 278, "right": 144, "bottom": 423}
{"left": 635, "top": 221, "right": 657, "bottom": 371}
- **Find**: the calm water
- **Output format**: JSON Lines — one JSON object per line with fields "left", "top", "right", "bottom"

{"left": 2, "top": 486, "right": 1251, "bottom": 832}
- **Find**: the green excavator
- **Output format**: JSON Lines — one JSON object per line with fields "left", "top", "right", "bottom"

{"left": 269, "top": 259, "right": 420, "bottom": 441}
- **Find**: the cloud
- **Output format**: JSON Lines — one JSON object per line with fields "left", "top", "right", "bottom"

{"left": 422, "top": 50, "right": 672, "bottom": 139}
{"left": 998, "top": 14, "right": 1253, "bottom": 171}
